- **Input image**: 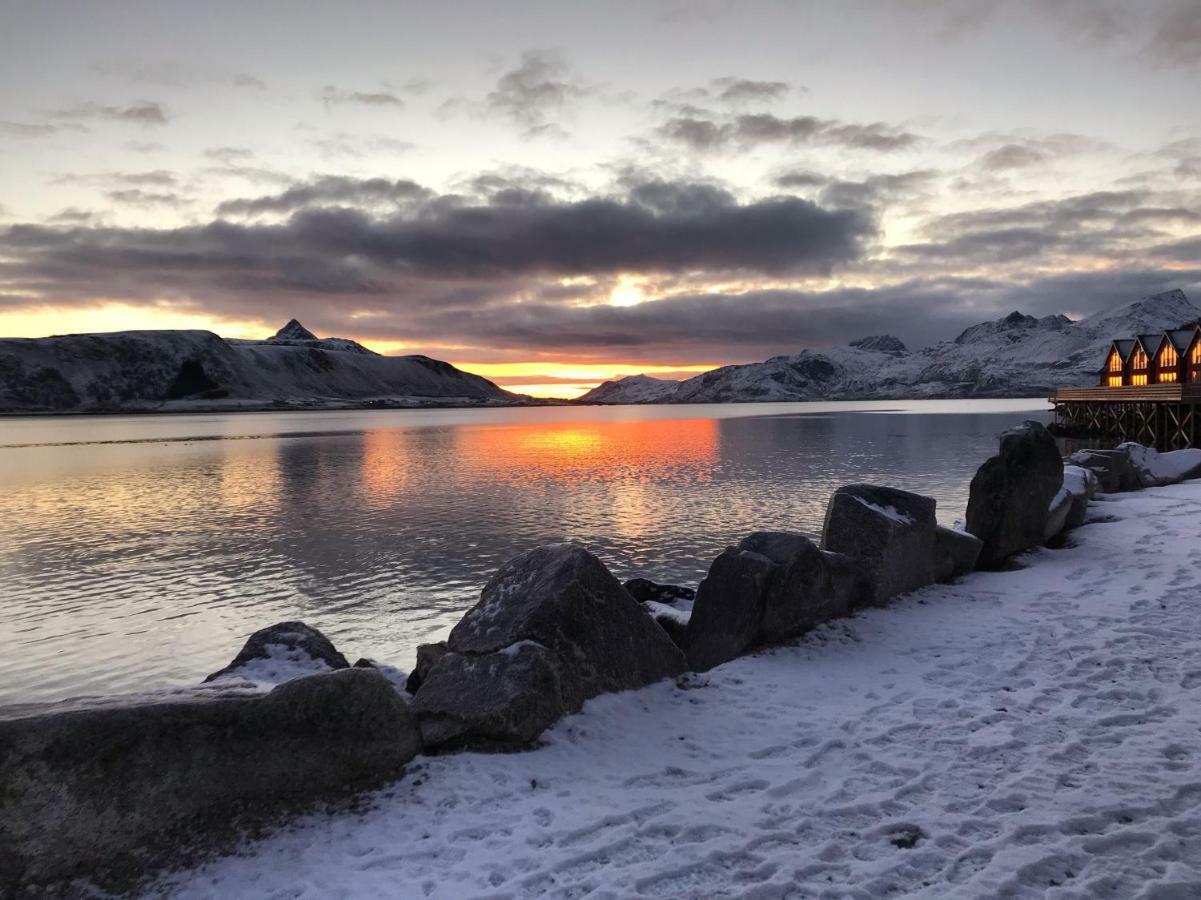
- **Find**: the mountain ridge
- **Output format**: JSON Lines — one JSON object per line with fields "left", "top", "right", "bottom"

{"left": 578, "top": 289, "right": 1199, "bottom": 405}
{"left": 0, "top": 321, "right": 523, "bottom": 413}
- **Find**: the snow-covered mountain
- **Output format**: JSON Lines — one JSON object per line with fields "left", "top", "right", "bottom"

{"left": 579, "top": 289, "right": 1200, "bottom": 404}
{"left": 0, "top": 320, "right": 521, "bottom": 413}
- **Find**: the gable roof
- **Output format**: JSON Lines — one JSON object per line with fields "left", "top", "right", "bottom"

{"left": 1135, "top": 333, "right": 1165, "bottom": 358}
{"left": 1111, "top": 339, "right": 1137, "bottom": 362}
{"left": 1167, "top": 327, "right": 1201, "bottom": 353}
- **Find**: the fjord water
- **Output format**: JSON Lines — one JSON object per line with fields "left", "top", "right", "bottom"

{"left": 0, "top": 400, "right": 1050, "bottom": 706}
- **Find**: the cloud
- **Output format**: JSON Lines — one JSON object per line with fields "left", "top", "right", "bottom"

{"left": 657, "top": 113, "right": 920, "bottom": 153}
{"left": 320, "top": 86, "right": 404, "bottom": 108}
{"left": 481, "top": 49, "right": 589, "bottom": 137}
{"left": 0, "top": 121, "right": 87, "bottom": 138}
{"left": 0, "top": 180, "right": 872, "bottom": 328}
{"left": 711, "top": 77, "right": 791, "bottom": 104}
{"left": 50, "top": 101, "right": 168, "bottom": 126}
{"left": 105, "top": 189, "right": 188, "bottom": 208}
{"left": 233, "top": 73, "right": 267, "bottom": 90}
{"left": 1144, "top": 0, "right": 1201, "bottom": 67}
{"left": 204, "top": 146, "right": 255, "bottom": 165}
{"left": 216, "top": 176, "right": 432, "bottom": 215}
{"left": 976, "top": 133, "right": 1107, "bottom": 170}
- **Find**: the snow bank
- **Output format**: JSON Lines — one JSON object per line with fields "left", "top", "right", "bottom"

{"left": 155, "top": 481, "right": 1201, "bottom": 898}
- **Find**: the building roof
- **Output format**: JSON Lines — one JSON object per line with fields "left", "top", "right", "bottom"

{"left": 1167, "top": 327, "right": 1200, "bottom": 353}
{"left": 1136, "top": 333, "right": 1165, "bottom": 357}
{"left": 1111, "top": 339, "right": 1137, "bottom": 361}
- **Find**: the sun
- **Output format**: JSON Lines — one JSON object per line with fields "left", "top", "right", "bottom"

{"left": 608, "top": 276, "right": 645, "bottom": 307}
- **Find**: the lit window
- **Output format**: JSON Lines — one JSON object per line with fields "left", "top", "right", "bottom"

{"left": 1107, "top": 375, "right": 1122, "bottom": 387}
{"left": 1132, "top": 374, "right": 1148, "bottom": 386}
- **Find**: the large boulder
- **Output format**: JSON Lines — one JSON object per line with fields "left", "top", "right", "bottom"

{"left": 685, "top": 532, "right": 872, "bottom": 672}
{"left": 1117, "top": 443, "right": 1201, "bottom": 487}
{"left": 412, "top": 543, "right": 686, "bottom": 750}
{"left": 933, "top": 526, "right": 983, "bottom": 582}
{"left": 819, "top": 484, "right": 938, "bottom": 605}
{"left": 1044, "top": 486, "right": 1073, "bottom": 541}
{"left": 204, "top": 621, "right": 349, "bottom": 684}
{"left": 1062, "top": 464, "right": 1098, "bottom": 528}
{"left": 966, "top": 421, "right": 1063, "bottom": 567}
{"left": 413, "top": 643, "right": 569, "bottom": 750}
{"left": 1067, "top": 448, "right": 1139, "bottom": 493}
{"left": 0, "top": 668, "right": 420, "bottom": 894}
{"left": 683, "top": 546, "right": 775, "bottom": 671}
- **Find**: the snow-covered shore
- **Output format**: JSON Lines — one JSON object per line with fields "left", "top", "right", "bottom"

{"left": 156, "top": 482, "right": 1201, "bottom": 899}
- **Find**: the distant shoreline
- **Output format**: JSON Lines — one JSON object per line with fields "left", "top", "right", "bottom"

{"left": 0, "top": 391, "right": 1058, "bottom": 418}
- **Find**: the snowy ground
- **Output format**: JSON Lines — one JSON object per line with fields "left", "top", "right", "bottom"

{"left": 155, "top": 482, "right": 1201, "bottom": 899}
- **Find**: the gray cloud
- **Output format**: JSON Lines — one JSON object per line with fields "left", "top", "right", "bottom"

{"left": 1, "top": 181, "right": 872, "bottom": 325}
{"left": 657, "top": 113, "right": 920, "bottom": 153}
{"left": 1144, "top": 0, "right": 1201, "bottom": 67}
{"left": 320, "top": 86, "right": 404, "bottom": 108}
{"left": 482, "top": 49, "right": 588, "bottom": 137}
{"left": 50, "top": 101, "right": 169, "bottom": 126}
{"left": 105, "top": 189, "right": 189, "bottom": 208}
{"left": 216, "top": 176, "right": 432, "bottom": 216}
{"left": 711, "top": 77, "right": 791, "bottom": 104}
{"left": 0, "top": 120, "right": 87, "bottom": 138}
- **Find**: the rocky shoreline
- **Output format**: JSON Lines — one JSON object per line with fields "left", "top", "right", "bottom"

{"left": 3, "top": 423, "right": 1200, "bottom": 895}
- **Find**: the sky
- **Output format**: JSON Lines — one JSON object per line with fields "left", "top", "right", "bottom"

{"left": 1, "top": 0, "right": 1199, "bottom": 398}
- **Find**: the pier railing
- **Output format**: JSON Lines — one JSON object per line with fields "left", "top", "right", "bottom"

{"left": 1053, "top": 384, "right": 1201, "bottom": 450}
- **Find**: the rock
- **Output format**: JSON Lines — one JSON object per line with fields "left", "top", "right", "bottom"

{"left": 413, "top": 643, "right": 568, "bottom": 751}
{"left": 1117, "top": 442, "right": 1201, "bottom": 487}
{"left": 1044, "top": 487, "right": 1072, "bottom": 541}
{"left": 685, "top": 532, "right": 872, "bottom": 671}
{"left": 684, "top": 546, "right": 775, "bottom": 671}
{"left": 1062, "top": 465, "right": 1098, "bottom": 528}
{"left": 204, "top": 621, "right": 349, "bottom": 684}
{"left": 1067, "top": 448, "right": 1139, "bottom": 493}
{"left": 966, "top": 421, "right": 1064, "bottom": 567}
{"left": 933, "top": 526, "right": 983, "bottom": 582}
{"left": 412, "top": 543, "right": 685, "bottom": 750}
{"left": 0, "top": 668, "right": 420, "bottom": 893}
{"left": 648, "top": 610, "right": 690, "bottom": 650}
{"left": 820, "top": 484, "right": 938, "bottom": 604}
{"left": 404, "top": 641, "right": 449, "bottom": 694}
{"left": 744, "top": 532, "right": 856, "bottom": 644}
{"left": 623, "top": 578, "right": 696, "bottom": 604}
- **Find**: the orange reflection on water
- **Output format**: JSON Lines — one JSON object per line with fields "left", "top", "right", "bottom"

{"left": 461, "top": 417, "right": 720, "bottom": 482}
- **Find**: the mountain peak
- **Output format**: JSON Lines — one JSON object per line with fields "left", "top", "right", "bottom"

{"left": 848, "top": 334, "right": 908, "bottom": 355}
{"left": 272, "top": 319, "right": 318, "bottom": 342}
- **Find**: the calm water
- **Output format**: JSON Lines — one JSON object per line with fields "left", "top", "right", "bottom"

{"left": 0, "top": 399, "right": 1050, "bottom": 707}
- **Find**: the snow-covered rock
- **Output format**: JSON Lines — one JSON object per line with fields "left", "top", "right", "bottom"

{"left": 1116, "top": 443, "right": 1201, "bottom": 487}
{"left": 0, "top": 320, "right": 520, "bottom": 412}
{"left": 578, "top": 289, "right": 1200, "bottom": 403}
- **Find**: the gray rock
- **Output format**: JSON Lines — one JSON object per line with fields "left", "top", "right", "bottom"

{"left": 933, "top": 526, "right": 983, "bottom": 582}
{"left": 685, "top": 533, "right": 872, "bottom": 671}
{"left": 623, "top": 578, "right": 695, "bottom": 604}
{"left": 649, "top": 611, "right": 690, "bottom": 650}
{"left": 0, "top": 668, "right": 419, "bottom": 894}
{"left": 413, "top": 643, "right": 568, "bottom": 751}
{"left": 966, "top": 421, "right": 1064, "bottom": 567}
{"left": 204, "top": 621, "right": 349, "bottom": 683}
{"left": 745, "top": 532, "right": 856, "bottom": 644}
{"left": 1067, "top": 448, "right": 1139, "bottom": 493}
{"left": 820, "top": 484, "right": 938, "bottom": 604}
{"left": 684, "top": 546, "right": 775, "bottom": 671}
{"left": 413, "top": 543, "right": 685, "bottom": 749}
{"left": 1044, "top": 487, "right": 1072, "bottom": 541}
{"left": 1062, "top": 464, "right": 1097, "bottom": 529}
{"left": 404, "top": 641, "right": 449, "bottom": 694}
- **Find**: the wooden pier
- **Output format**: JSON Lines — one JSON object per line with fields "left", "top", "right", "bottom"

{"left": 1053, "top": 384, "right": 1201, "bottom": 450}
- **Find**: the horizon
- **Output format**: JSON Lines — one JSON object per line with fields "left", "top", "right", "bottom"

{"left": 2, "top": 1, "right": 1200, "bottom": 398}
